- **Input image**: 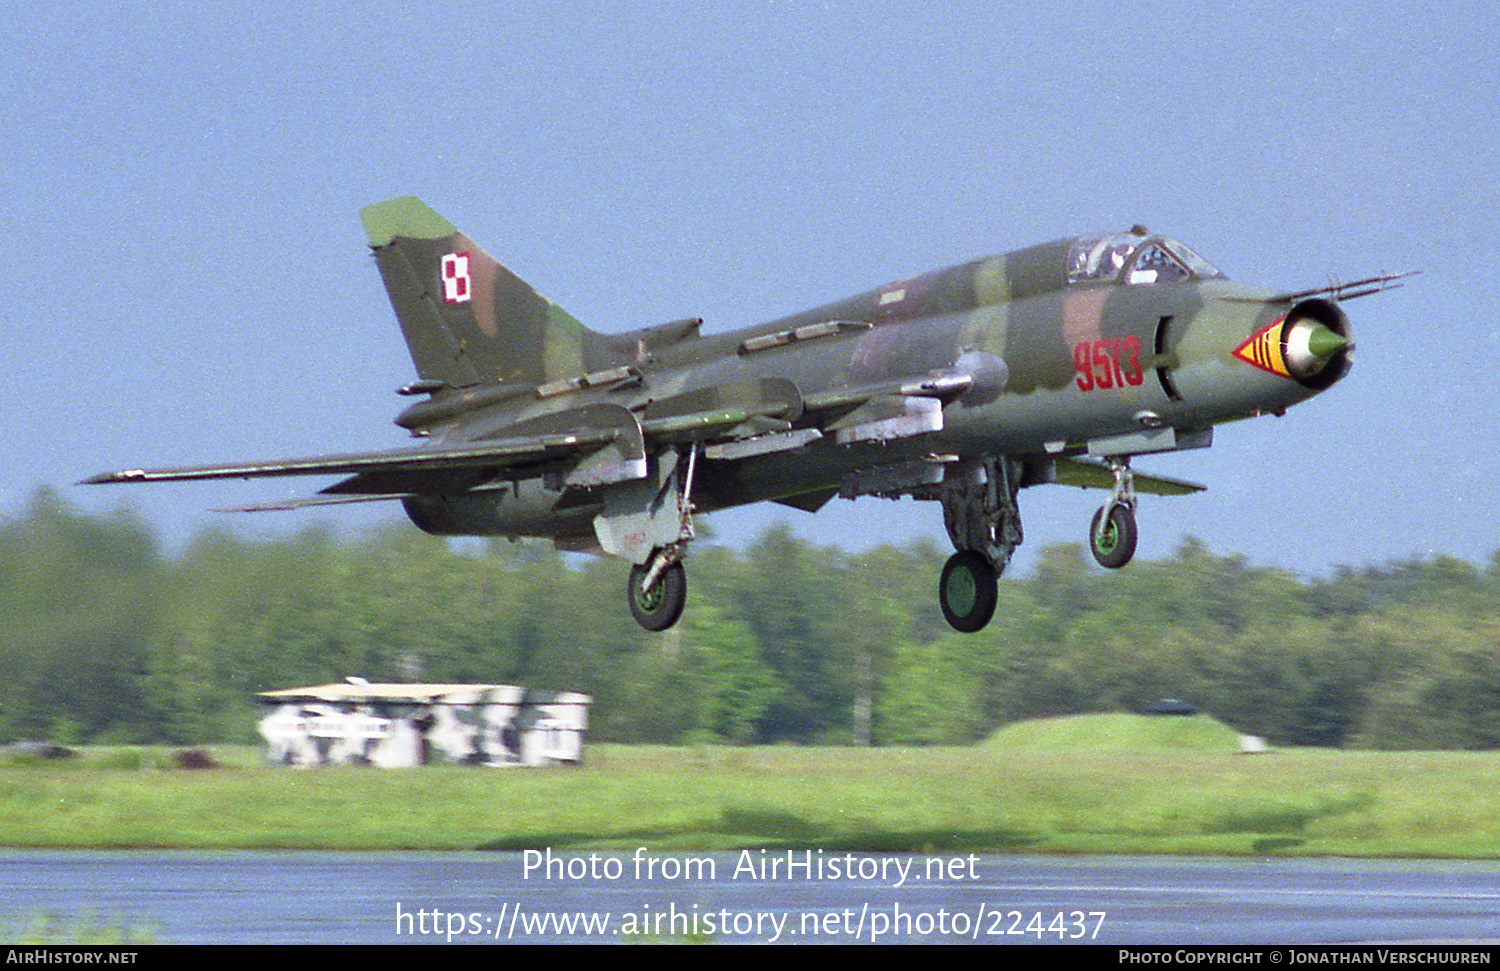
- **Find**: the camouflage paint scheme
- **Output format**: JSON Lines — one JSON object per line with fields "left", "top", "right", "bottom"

{"left": 87, "top": 198, "right": 1403, "bottom": 632}
{"left": 258, "top": 682, "right": 590, "bottom": 768}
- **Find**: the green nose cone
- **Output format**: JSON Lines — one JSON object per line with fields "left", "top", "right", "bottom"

{"left": 1305, "top": 324, "right": 1350, "bottom": 359}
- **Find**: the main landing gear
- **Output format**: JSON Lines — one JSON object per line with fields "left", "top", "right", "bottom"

{"left": 629, "top": 559, "right": 687, "bottom": 632}
{"left": 594, "top": 446, "right": 697, "bottom": 632}
{"left": 937, "top": 457, "right": 1022, "bottom": 633}
{"left": 613, "top": 447, "right": 1141, "bottom": 633}
{"left": 939, "top": 551, "right": 998, "bottom": 633}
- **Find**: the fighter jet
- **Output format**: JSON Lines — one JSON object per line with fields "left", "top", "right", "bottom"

{"left": 84, "top": 197, "right": 1407, "bottom": 632}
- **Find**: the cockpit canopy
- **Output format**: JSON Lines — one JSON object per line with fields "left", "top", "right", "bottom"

{"left": 1066, "top": 230, "right": 1223, "bottom": 286}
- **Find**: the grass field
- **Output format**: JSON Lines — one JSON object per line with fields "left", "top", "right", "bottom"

{"left": 3, "top": 739, "right": 1498, "bottom": 857}
{"left": 982, "top": 712, "right": 1248, "bottom": 752}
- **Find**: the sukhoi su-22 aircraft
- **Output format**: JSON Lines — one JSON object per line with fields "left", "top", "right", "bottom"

{"left": 85, "top": 197, "right": 1407, "bottom": 633}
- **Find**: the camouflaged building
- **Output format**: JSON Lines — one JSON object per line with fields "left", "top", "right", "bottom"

{"left": 257, "top": 680, "right": 591, "bottom": 768}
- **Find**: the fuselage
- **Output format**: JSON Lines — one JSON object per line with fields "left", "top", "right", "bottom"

{"left": 400, "top": 229, "right": 1351, "bottom": 543}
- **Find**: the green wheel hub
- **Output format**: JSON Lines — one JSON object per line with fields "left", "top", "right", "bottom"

{"left": 1094, "top": 517, "right": 1120, "bottom": 554}
{"left": 634, "top": 578, "right": 663, "bottom": 612}
{"left": 938, "top": 551, "right": 998, "bottom": 633}
{"left": 1089, "top": 504, "right": 1138, "bottom": 570}
{"left": 944, "top": 568, "right": 977, "bottom": 615}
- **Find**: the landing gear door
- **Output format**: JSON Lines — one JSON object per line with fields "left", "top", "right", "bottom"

{"left": 591, "top": 447, "right": 695, "bottom": 566}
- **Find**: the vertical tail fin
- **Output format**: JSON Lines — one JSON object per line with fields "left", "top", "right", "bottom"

{"left": 359, "top": 196, "right": 598, "bottom": 388}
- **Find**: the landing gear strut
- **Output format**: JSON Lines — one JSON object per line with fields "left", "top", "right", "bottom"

{"left": 1090, "top": 457, "right": 1138, "bottom": 569}
{"left": 937, "top": 457, "right": 1022, "bottom": 632}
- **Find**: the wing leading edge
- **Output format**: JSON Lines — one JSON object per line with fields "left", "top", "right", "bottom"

{"left": 79, "top": 433, "right": 617, "bottom": 485}
{"left": 79, "top": 428, "right": 622, "bottom": 510}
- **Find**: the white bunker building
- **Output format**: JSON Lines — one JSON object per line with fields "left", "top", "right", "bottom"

{"left": 258, "top": 681, "right": 591, "bottom": 768}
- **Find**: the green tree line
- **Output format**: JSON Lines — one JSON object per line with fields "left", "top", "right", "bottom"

{"left": 3, "top": 488, "right": 1499, "bottom": 749}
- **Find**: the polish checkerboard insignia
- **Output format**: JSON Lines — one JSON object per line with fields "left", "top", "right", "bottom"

{"left": 441, "top": 252, "right": 472, "bottom": 304}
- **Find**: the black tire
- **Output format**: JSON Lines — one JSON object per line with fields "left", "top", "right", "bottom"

{"left": 1090, "top": 504, "right": 1137, "bottom": 569}
{"left": 939, "top": 551, "right": 998, "bottom": 633}
{"left": 628, "top": 562, "right": 687, "bottom": 631}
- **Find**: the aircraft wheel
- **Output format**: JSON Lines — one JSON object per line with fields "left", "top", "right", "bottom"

{"left": 939, "top": 551, "right": 998, "bottom": 633}
{"left": 1090, "top": 504, "right": 1137, "bottom": 569}
{"left": 628, "top": 562, "right": 687, "bottom": 632}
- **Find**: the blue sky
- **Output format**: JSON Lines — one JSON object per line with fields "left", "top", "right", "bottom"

{"left": 4, "top": 0, "right": 1497, "bottom": 575}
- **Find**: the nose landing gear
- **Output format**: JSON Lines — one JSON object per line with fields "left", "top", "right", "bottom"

{"left": 1090, "top": 457, "right": 1138, "bottom": 569}
{"left": 1090, "top": 503, "right": 1137, "bottom": 568}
